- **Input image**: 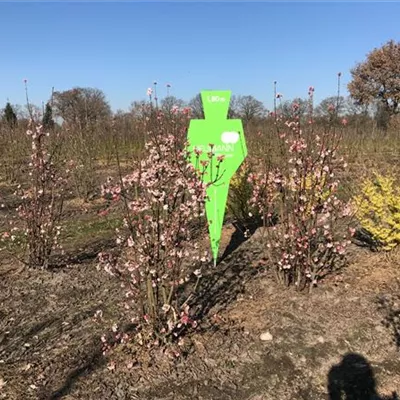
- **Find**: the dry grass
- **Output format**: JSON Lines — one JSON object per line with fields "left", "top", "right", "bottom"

{"left": 0, "top": 114, "right": 399, "bottom": 399}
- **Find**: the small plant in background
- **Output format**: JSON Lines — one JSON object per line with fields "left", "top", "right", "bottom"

{"left": 1, "top": 122, "right": 70, "bottom": 268}
{"left": 354, "top": 171, "right": 400, "bottom": 251}
{"left": 98, "top": 127, "right": 214, "bottom": 351}
{"left": 250, "top": 87, "right": 354, "bottom": 291}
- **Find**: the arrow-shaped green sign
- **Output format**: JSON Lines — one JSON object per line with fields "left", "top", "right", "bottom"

{"left": 187, "top": 91, "right": 247, "bottom": 265}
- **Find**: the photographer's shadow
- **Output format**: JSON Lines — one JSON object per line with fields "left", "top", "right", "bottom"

{"left": 328, "top": 353, "right": 398, "bottom": 400}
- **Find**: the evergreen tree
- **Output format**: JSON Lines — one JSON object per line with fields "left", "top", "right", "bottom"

{"left": 42, "top": 102, "right": 54, "bottom": 130}
{"left": 2, "top": 102, "right": 17, "bottom": 128}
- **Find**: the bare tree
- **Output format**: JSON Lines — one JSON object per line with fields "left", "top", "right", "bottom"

{"left": 52, "top": 87, "right": 112, "bottom": 128}
{"left": 277, "top": 97, "right": 309, "bottom": 119}
{"left": 188, "top": 94, "right": 204, "bottom": 119}
{"left": 315, "top": 96, "right": 346, "bottom": 118}
{"left": 235, "top": 95, "right": 265, "bottom": 122}
{"left": 130, "top": 100, "right": 151, "bottom": 119}
{"left": 161, "top": 96, "right": 185, "bottom": 116}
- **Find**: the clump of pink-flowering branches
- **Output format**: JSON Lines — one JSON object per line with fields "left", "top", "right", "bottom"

{"left": 249, "top": 87, "right": 354, "bottom": 291}
{"left": 1, "top": 122, "right": 70, "bottom": 268}
{"left": 98, "top": 131, "right": 213, "bottom": 349}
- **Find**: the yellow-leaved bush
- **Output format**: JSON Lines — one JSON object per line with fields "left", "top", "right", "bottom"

{"left": 228, "top": 161, "right": 261, "bottom": 227}
{"left": 354, "top": 172, "right": 400, "bottom": 250}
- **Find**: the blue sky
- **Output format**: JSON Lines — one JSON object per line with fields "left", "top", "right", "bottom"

{"left": 0, "top": 2, "right": 399, "bottom": 112}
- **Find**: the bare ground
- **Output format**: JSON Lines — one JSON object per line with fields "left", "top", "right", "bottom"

{"left": 1, "top": 225, "right": 400, "bottom": 400}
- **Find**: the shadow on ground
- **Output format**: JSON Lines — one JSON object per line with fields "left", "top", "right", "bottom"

{"left": 46, "top": 346, "right": 105, "bottom": 400}
{"left": 48, "top": 237, "right": 118, "bottom": 269}
{"left": 190, "top": 224, "right": 264, "bottom": 321}
{"left": 327, "top": 353, "right": 398, "bottom": 400}
{"left": 219, "top": 219, "right": 263, "bottom": 262}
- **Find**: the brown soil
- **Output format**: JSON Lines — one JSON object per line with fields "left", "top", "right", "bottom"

{"left": 1, "top": 225, "right": 400, "bottom": 400}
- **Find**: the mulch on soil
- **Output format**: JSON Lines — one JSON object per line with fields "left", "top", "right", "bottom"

{"left": 1, "top": 225, "right": 400, "bottom": 400}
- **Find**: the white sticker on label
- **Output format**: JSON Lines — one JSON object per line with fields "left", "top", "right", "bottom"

{"left": 221, "top": 131, "right": 239, "bottom": 144}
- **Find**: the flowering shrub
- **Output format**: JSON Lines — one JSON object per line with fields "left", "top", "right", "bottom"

{"left": 98, "top": 130, "right": 212, "bottom": 348}
{"left": 1, "top": 122, "right": 69, "bottom": 268}
{"left": 354, "top": 172, "right": 400, "bottom": 251}
{"left": 250, "top": 91, "right": 354, "bottom": 291}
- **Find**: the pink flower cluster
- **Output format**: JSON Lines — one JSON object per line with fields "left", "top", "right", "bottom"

{"left": 1, "top": 123, "right": 70, "bottom": 268}
{"left": 171, "top": 105, "right": 192, "bottom": 116}
{"left": 98, "top": 127, "right": 211, "bottom": 346}
{"left": 248, "top": 88, "right": 354, "bottom": 291}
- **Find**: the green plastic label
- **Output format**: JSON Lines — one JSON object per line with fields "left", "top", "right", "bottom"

{"left": 187, "top": 90, "right": 247, "bottom": 265}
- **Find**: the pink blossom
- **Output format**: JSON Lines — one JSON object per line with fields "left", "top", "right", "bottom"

{"left": 97, "top": 125, "right": 208, "bottom": 342}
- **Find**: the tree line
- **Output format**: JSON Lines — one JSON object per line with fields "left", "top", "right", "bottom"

{"left": 1, "top": 39, "right": 399, "bottom": 130}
